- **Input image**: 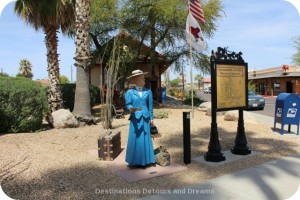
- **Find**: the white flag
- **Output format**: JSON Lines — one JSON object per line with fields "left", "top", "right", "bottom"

{"left": 186, "top": 13, "right": 206, "bottom": 53}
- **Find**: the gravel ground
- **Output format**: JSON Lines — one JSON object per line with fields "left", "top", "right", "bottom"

{"left": 1, "top": 107, "right": 300, "bottom": 200}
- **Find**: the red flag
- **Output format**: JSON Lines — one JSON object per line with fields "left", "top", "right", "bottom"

{"left": 186, "top": 13, "right": 206, "bottom": 53}
{"left": 188, "top": 0, "right": 205, "bottom": 23}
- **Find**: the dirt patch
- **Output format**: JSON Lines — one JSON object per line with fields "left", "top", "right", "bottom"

{"left": 1, "top": 108, "right": 299, "bottom": 200}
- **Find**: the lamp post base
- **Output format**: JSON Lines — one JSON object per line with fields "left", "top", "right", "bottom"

{"left": 231, "top": 109, "right": 251, "bottom": 155}
{"left": 231, "top": 147, "right": 251, "bottom": 155}
{"left": 204, "top": 151, "right": 226, "bottom": 162}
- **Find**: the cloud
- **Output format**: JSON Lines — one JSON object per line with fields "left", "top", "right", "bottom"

{"left": 0, "top": 0, "right": 16, "bottom": 17}
{"left": 284, "top": 0, "right": 300, "bottom": 15}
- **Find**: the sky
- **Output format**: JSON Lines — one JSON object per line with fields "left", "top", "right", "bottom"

{"left": 0, "top": 0, "right": 300, "bottom": 82}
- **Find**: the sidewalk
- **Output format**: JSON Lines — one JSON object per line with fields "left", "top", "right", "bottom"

{"left": 251, "top": 112, "right": 299, "bottom": 135}
{"left": 262, "top": 95, "right": 277, "bottom": 98}
{"left": 139, "top": 153, "right": 300, "bottom": 200}
{"left": 138, "top": 112, "right": 300, "bottom": 200}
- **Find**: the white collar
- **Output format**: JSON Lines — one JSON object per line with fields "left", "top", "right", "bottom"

{"left": 135, "top": 86, "right": 143, "bottom": 92}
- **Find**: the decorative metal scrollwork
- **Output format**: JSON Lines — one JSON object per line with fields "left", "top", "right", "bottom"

{"left": 211, "top": 47, "right": 244, "bottom": 62}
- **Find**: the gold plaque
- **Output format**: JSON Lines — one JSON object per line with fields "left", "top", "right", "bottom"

{"left": 216, "top": 64, "right": 246, "bottom": 109}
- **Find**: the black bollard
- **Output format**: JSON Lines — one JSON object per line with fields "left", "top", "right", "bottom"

{"left": 183, "top": 112, "right": 191, "bottom": 164}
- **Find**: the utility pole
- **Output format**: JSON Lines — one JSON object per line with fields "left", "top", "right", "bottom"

{"left": 180, "top": 72, "right": 185, "bottom": 101}
{"left": 180, "top": 66, "right": 185, "bottom": 91}
{"left": 71, "top": 65, "right": 73, "bottom": 83}
{"left": 182, "top": 73, "right": 185, "bottom": 91}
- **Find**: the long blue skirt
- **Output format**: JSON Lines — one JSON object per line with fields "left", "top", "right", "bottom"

{"left": 125, "top": 117, "right": 155, "bottom": 166}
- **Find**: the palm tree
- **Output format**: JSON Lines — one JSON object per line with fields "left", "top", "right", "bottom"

{"left": 18, "top": 59, "right": 33, "bottom": 78}
{"left": 14, "top": 0, "right": 75, "bottom": 120}
{"left": 194, "top": 74, "right": 203, "bottom": 90}
{"left": 72, "top": 0, "right": 93, "bottom": 122}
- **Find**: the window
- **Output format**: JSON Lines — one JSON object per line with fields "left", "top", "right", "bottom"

{"left": 258, "top": 82, "right": 267, "bottom": 94}
{"left": 274, "top": 83, "right": 280, "bottom": 92}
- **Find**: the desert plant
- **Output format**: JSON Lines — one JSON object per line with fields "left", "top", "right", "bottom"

{"left": 183, "top": 97, "right": 204, "bottom": 107}
{"left": 101, "top": 38, "right": 122, "bottom": 129}
{"left": 185, "top": 89, "right": 196, "bottom": 98}
{"left": 0, "top": 77, "right": 47, "bottom": 133}
{"left": 168, "top": 87, "right": 181, "bottom": 98}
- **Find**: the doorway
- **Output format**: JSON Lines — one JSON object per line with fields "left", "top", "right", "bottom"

{"left": 286, "top": 81, "right": 293, "bottom": 93}
{"left": 150, "top": 81, "right": 158, "bottom": 101}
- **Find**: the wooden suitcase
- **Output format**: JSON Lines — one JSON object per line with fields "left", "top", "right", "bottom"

{"left": 98, "top": 130, "right": 122, "bottom": 161}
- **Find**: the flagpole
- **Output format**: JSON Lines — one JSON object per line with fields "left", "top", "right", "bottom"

{"left": 188, "top": 13, "right": 194, "bottom": 118}
{"left": 187, "top": 0, "right": 206, "bottom": 118}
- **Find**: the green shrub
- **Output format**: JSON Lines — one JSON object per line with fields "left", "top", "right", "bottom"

{"left": 89, "top": 85, "right": 101, "bottom": 107}
{"left": 61, "top": 84, "right": 76, "bottom": 111}
{"left": 168, "top": 87, "right": 181, "bottom": 98}
{"left": 61, "top": 84, "right": 100, "bottom": 111}
{"left": 0, "top": 77, "right": 47, "bottom": 133}
{"left": 183, "top": 97, "right": 204, "bottom": 107}
{"left": 185, "top": 89, "right": 196, "bottom": 98}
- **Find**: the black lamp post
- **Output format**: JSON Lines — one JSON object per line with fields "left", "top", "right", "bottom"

{"left": 204, "top": 54, "right": 225, "bottom": 162}
{"left": 231, "top": 109, "right": 251, "bottom": 155}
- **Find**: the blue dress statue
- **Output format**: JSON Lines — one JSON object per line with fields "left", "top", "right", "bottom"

{"left": 125, "top": 86, "right": 155, "bottom": 166}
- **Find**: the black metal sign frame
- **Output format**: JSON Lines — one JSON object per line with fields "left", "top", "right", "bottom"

{"left": 204, "top": 48, "right": 251, "bottom": 162}
{"left": 213, "top": 61, "right": 248, "bottom": 112}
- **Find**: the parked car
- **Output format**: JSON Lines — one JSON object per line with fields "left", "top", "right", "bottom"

{"left": 247, "top": 90, "right": 265, "bottom": 110}
{"left": 204, "top": 87, "right": 211, "bottom": 94}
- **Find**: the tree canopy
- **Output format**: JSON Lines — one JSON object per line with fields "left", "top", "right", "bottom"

{"left": 14, "top": 0, "right": 75, "bottom": 117}
{"left": 18, "top": 59, "right": 33, "bottom": 79}
{"left": 292, "top": 36, "right": 300, "bottom": 66}
{"left": 88, "top": 0, "right": 224, "bottom": 75}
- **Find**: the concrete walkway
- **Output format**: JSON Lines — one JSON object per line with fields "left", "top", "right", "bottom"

{"left": 251, "top": 112, "right": 299, "bottom": 135}
{"left": 139, "top": 154, "right": 300, "bottom": 200}
{"left": 138, "top": 112, "right": 300, "bottom": 200}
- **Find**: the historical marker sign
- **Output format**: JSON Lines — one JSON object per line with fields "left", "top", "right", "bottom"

{"left": 204, "top": 47, "right": 251, "bottom": 163}
{"left": 215, "top": 63, "right": 248, "bottom": 110}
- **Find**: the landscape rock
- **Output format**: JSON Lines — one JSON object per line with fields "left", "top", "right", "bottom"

{"left": 206, "top": 108, "right": 224, "bottom": 116}
{"left": 197, "top": 107, "right": 208, "bottom": 112}
{"left": 199, "top": 102, "right": 211, "bottom": 108}
{"left": 51, "top": 109, "right": 79, "bottom": 128}
{"left": 224, "top": 110, "right": 257, "bottom": 123}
